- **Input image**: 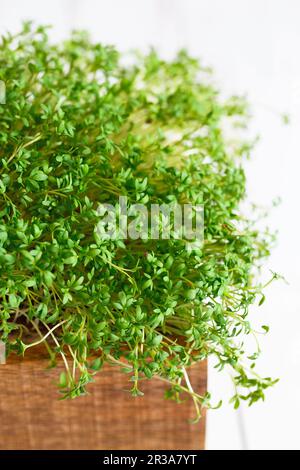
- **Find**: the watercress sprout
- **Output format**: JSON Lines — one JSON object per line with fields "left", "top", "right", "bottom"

{"left": 0, "top": 22, "right": 278, "bottom": 420}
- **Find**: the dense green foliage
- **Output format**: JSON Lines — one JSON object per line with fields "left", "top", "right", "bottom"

{"left": 0, "top": 23, "right": 277, "bottom": 418}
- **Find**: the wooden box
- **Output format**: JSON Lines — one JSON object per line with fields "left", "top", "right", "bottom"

{"left": 0, "top": 349, "right": 206, "bottom": 450}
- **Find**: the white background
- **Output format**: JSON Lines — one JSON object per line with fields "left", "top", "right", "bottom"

{"left": 0, "top": 0, "right": 299, "bottom": 450}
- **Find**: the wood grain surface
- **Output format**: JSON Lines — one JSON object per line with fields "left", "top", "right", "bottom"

{"left": 0, "top": 349, "right": 206, "bottom": 450}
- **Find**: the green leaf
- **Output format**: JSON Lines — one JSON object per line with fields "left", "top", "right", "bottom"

{"left": 64, "top": 256, "right": 78, "bottom": 266}
{"left": 90, "top": 357, "right": 103, "bottom": 371}
{"left": 59, "top": 372, "right": 68, "bottom": 388}
{"left": 8, "top": 294, "right": 19, "bottom": 308}
{"left": 43, "top": 271, "right": 55, "bottom": 287}
{"left": 31, "top": 170, "right": 48, "bottom": 182}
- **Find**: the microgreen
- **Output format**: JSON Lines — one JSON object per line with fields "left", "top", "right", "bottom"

{"left": 0, "top": 22, "right": 278, "bottom": 420}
